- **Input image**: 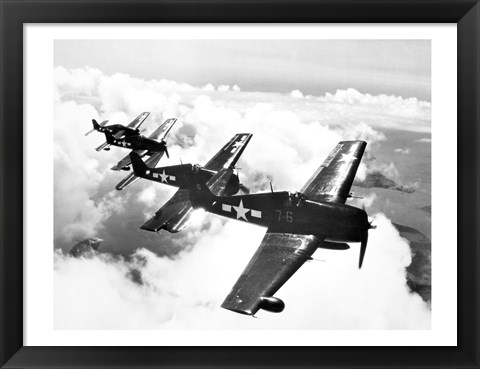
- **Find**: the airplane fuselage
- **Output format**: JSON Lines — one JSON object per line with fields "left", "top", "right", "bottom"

{"left": 106, "top": 134, "right": 166, "bottom": 152}
{"left": 191, "top": 191, "right": 370, "bottom": 243}
{"left": 133, "top": 160, "right": 242, "bottom": 197}
{"left": 99, "top": 124, "right": 139, "bottom": 137}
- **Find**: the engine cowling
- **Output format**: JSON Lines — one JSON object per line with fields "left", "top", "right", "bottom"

{"left": 259, "top": 296, "right": 285, "bottom": 313}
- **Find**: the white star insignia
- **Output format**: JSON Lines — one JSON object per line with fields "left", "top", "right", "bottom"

{"left": 159, "top": 170, "right": 169, "bottom": 183}
{"left": 232, "top": 200, "right": 250, "bottom": 221}
{"left": 339, "top": 153, "right": 357, "bottom": 163}
{"left": 232, "top": 141, "right": 242, "bottom": 149}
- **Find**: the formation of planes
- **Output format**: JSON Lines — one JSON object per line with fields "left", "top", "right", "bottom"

{"left": 87, "top": 112, "right": 374, "bottom": 316}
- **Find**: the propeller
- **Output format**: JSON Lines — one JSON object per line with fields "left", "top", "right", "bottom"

{"left": 358, "top": 202, "right": 377, "bottom": 269}
{"left": 234, "top": 167, "right": 250, "bottom": 194}
{"left": 358, "top": 202, "right": 376, "bottom": 269}
{"left": 359, "top": 231, "right": 368, "bottom": 269}
{"left": 239, "top": 184, "right": 251, "bottom": 194}
{"left": 164, "top": 146, "right": 170, "bottom": 159}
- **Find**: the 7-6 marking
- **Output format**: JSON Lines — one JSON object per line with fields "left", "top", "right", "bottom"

{"left": 276, "top": 210, "right": 293, "bottom": 223}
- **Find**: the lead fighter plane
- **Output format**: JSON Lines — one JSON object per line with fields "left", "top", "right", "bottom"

{"left": 130, "top": 133, "right": 252, "bottom": 233}
{"left": 187, "top": 140, "right": 374, "bottom": 316}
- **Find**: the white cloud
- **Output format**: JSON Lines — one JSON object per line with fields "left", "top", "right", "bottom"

{"left": 202, "top": 83, "right": 215, "bottom": 91}
{"left": 290, "top": 89, "right": 304, "bottom": 99}
{"left": 394, "top": 148, "right": 410, "bottom": 154}
{"left": 217, "top": 84, "right": 230, "bottom": 92}
{"left": 362, "top": 193, "right": 377, "bottom": 209}
{"left": 416, "top": 138, "right": 431, "bottom": 143}
{"left": 54, "top": 66, "right": 431, "bottom": 329}
{"left": 54, "top": 214, "right": 430, "bottom": 329}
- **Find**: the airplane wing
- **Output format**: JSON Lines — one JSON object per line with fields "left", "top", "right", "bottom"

{"left": 141, "top": 167, "right": 237, "bottom": 232}
{"left": 115, "top": 151, "right": 166, "bottom": 190}
{"left": 204, "top": 133, "right": 252, "bottom": 171}
{"left": 140, "top": 134, "right": 252, "bottom": 233}
{"left": 147, "top": 118, "right": 177, "bottom": 141}
{"left": 95, "top": 131, "right": 125, "bottom": 152}
{"left": 141, "top": 189, "right": 193, "bottom": 233}
{"left": 111, "top": 149, "right": 148, "bottom": 171}
{"left": 299, "top": 140, "right": 367, "bottom": 204}
{"left": 221, "top": 230, "right": 322, "bottom": 315}
{"left": 126, "top": 112, "right": 150, "bottom": 129}
{"left": 95, "top": 141, "right": 110, "bottom": 152}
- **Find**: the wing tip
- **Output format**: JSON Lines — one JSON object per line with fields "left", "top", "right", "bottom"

{"left": 140, "top": 222, "right": 183, "bottom": 234}
{"left": 220, "top": 303, "right": 255, "bottom": 316}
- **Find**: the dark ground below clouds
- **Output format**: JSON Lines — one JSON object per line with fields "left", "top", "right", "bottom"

{"left": 392, "top": 223, "right": 431, "bottom": 304}
{"left": 354, "top": 171, "right": 417, "bottom": 193}
{"left": 352, "top": 128, "right": 431, "bottom": 303}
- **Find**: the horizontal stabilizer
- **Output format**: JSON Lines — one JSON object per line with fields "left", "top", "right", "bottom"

{"left": 86, "top": 119, "right": 108, "bottom": 136}
{"left": 116, "top": 152, "right": 165, "bottom": 190}
{"left": 111, "top": 150, "right": 147, "bottom": 171}
{"left": 95, "top": 141, "right": 110, "bottom": 152}
{"left": 116, "top": 173, "right": 140, "bottom": 191}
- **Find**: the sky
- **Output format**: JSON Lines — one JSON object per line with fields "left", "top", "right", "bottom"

{"left": 55, "top": 40, "right": 431, "bottom": 100}
{"left": 53, "top": 40, "right": 431, "bottom": 330}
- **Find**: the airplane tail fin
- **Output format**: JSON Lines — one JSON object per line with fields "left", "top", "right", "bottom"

{"left": 86, "top": 119, "right": 108, "bottom": 136}
{"left": 130, "top": 152, "right": 149, "bottom": 177}
{"left": 188, "top": 171, "right": 223, "bottom": 209}
{"left": 105, "top": 132, "right": 115, "bottom": 144}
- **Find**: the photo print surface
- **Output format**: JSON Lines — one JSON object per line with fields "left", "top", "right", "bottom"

{"left": 54, "top": 39, "right": 431, "bottom": 330}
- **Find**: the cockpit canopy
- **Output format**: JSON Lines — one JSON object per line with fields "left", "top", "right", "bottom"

{"left": 284, "top": 192, "right": 308, "bottom": 207}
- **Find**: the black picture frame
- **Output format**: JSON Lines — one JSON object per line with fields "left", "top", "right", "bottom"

{"left": 1, "top": 1, "right": 478, "bottom": 368}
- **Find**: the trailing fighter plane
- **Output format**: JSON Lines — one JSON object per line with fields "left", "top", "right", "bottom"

{"left": 112, "top": 118, "right": 177, "bottom": 190}
{"left": 85, "top": 112, "right": 150, "bottom": 152}
{"left": 106, "top": 118, "right": 176, "bottom": 157}
{"left": 130, "top": 133, "right": 252, "bottom": 233}
{"left": 186, "top": 140, "right": 374, "bottom": 316}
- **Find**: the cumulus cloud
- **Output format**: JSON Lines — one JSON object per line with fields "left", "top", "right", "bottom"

{"left": 54, "top": 66, "right": 431, "bottom": 329}
{"left": 202, "top": 83, "right": 215, "bottom": 91}
{"left": 55, "top": 214, "right": 430, "bottom": 329}
{"left": 217, "top": 84, "right": 230, "bottom": 92}
{"left": 362, "top": 193, "right": 377, "bottom": 209}
{"left": 394, "top": 148, "right": 410, "bottom": 154}
{"left": 290, "top": 89, "right": 304, "bottom": 99}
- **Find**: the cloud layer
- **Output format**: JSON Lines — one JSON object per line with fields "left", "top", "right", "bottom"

{"left": 55, "top": 214, "right": 430, "bottom": 329}
{"left": 54, "top": 66, "right": 431, "bottom": 329}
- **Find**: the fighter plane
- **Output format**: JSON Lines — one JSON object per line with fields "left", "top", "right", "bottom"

{"left": 130, "top": 133, "right": 252, "bottom": 233}
{"left": 112, "top": 118, "right": 177, "bottom": 190}
{"left": 85, "top": 112, "right": 150, "bottom": 152}
{"left": 186, "top": 140, "right": 374, "bottom": 315}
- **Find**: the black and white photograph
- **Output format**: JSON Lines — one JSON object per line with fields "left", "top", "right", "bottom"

{"left": 53, "top": 38, "right": 432, "bottom": 330}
